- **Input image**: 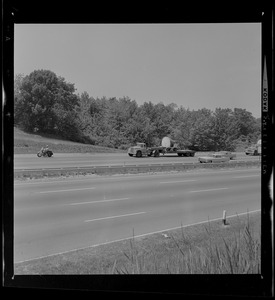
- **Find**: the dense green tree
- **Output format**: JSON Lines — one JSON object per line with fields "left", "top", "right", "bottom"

{"left": 209, "top": 108, "right": 237, "bottom": 151}
{"left": 14, "top": 70, "right": 79, "bottom": 139}
{"left": 232, "top": 108, "right": 258, "bottom": 136}
{"left": 76, "top": 91, "right": 94, "bottom": 135}
{"left": 189, "top": 108, "right": 215, "bottom": 151}
{"left": 14, "top": 73, "right": 26, "bottom": 126}
{"left": 14, "top": 70, "right": 58, "bottom": 132}
{"left": 171, "top": 107, "right": 193, "bottom": 148}
{"left": 232, "top": 108, "right": 260, "bottom": 143}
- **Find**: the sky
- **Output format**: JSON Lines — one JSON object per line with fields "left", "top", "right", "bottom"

{"left": 14, "top": 23, "right": 261, "bottom": 118}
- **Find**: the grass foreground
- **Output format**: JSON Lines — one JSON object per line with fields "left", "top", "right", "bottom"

{"left": 14, "top": 211, "right": 260, "bottom": 274}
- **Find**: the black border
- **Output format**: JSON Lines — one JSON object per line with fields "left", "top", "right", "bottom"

{"left": 261, "top": 5, "right": 274, "bottom": 297}
{"left": 2, "top": 1, "right": 274, "bottom": 297}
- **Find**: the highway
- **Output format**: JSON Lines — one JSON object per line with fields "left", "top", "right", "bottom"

{"left": 14, "top": 167, "right": 261, "bottom": 263}
{"left": 14, "top": 152, "right": 260, "bottom": 170}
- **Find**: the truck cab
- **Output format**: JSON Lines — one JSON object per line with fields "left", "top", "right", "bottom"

{"left": 128, "top": 143, "right": 148, "bottom": 157}
{"left": 136, "top": 143, "right": 146, "bottom": 148}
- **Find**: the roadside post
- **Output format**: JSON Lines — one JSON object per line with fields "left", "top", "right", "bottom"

{"left": 222, "top": 210, "right": 227, "bottom": 225}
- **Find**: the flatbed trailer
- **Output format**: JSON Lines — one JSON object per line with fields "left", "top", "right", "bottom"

{"left": 128, "top": 143, "right": 196, "bottom": 157}
{"left": 150, "top": 146, "right": 195, "bottom": 157}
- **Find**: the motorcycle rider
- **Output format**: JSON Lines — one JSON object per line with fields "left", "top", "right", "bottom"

{"left": 40, "top": 145, "right": 49, "bottom": 155}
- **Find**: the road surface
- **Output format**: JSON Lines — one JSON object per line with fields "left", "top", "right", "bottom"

{"left": 14, "top": 152, "right": 260, "bottom": 170}
{"left": 14, "top": 167, "right": 261, "bottom": 263}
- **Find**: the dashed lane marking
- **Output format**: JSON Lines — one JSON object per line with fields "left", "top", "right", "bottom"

{"left": 189, "top": 187, "right": 229, "bottom": 193}
{"left": 69, "top": 198, "right": 130, "bottom": 206}
{"left": 84, "top": 211, "right": 146, "bottom": 223}
{"left": 233, "top": 175, "right": 260, "bottom": 178}
{"left": 39, "top": 187, "right": 95, "bottom": 194}
{"left": 159, "top": 180, "right": 197, "bottom": 184}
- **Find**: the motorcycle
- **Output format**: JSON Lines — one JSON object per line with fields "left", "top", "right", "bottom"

{"left": 37, "top": 149, "right": 54, "bottom": 157}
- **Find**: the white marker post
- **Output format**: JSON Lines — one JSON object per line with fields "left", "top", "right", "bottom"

{"left": 222, "top": 210, "right": 227, "bottom": 225}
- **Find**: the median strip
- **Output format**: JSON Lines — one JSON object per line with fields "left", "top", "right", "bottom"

{"left": 14, "top": 160, "right": 261, "bottom": 179}
{"left": 84, "top": 211, "right": 146, "bottom": 223}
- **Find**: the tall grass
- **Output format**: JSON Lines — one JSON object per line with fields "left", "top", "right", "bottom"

{"left": 111, "top": 214, "right": 260, "bottom": 274}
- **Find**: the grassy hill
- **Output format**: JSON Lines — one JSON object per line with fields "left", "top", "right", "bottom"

{"left": 14, "top": 127, "right": 124, "bottom": 154}
{"left": 14, "top": 127, "right": 252, "bottom": 154}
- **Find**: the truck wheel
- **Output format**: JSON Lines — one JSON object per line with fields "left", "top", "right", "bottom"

{"left": 254, "top": 150, "right": 258, "bottom": 156}
{"left": 136, "top": 151, "right": 142, "bottom": 158}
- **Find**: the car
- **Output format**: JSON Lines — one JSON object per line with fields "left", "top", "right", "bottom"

{"left": 214, "top": 151, "right": 236, "bottom": 160}
{"left": 198, "top": 154, "right": 230, "bottom": 163}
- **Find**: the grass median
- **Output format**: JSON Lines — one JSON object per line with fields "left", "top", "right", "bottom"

{"left": 14, "top": 210, "right": 260, "bottom": 274}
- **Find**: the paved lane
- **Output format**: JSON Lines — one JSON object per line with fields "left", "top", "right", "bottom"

{"left": 14, "top": 168, "right": 261, "bottom": 262}
{"left": 14, "top": 152, "right": 260, "bottom": 170}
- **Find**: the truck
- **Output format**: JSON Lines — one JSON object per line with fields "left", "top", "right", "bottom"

{"left": 245, "top": 139, "right": 261, "bottom": 156}
{"left": 127, "top": 137, "right": 196, "bottom": 158}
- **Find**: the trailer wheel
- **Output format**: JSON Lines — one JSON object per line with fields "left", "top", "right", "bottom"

{"left": 154, "top": 150, "right": 159, "bottom": 157}
{"left": 136, "top": 151, "right": 142, "bottom": 158}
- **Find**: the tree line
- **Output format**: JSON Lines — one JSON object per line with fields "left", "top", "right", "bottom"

{"left": 14, "top": 70, "right": 261, "bottom": 151}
